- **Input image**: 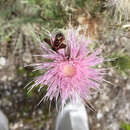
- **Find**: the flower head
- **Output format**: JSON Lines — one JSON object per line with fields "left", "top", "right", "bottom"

{"left": 28, "top": 28, "right": 104, "bottom": 106}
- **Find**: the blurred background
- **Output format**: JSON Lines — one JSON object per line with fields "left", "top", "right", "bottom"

{"left": 0, "top": 0, "right": 130, "bottom": 130}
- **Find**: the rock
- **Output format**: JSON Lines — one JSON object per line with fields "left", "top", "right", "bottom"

{"left": 23, "top": 52, "right": 32, "bottom": 63}
{"left": 0, "top": 111, "right": 8, "bottom": 130}
{"left": 1, "top": 76, "right": 7, "bottom": 82}
{"left": 0, "top": 57, "right": 6, "bottom": 66}
{"left": 97, "top": 111, "right": 103, "bottom": 120}
{"left": 0, "top": 57, "right": 6, "bottom": 69}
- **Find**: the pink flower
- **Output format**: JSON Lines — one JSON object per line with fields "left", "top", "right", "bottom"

{"left": 28, "top": 28, "right": 104, "bottom": 107}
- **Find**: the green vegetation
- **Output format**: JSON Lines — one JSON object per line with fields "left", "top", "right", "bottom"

{"left": 121, "top": 122, "right": 130, "bottom": 130}
{"left": 109, "top": 51, "right": 130, "bottom": 75}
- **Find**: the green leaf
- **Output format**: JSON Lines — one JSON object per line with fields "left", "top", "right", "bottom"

{"left": 121, "top": 122, "right": 130, "bottom": 130}
{"left": 74, "top": 0, "right": 86, "bottom": 7}
{"left": 111, "top": 55, "right": 130, "bottom": 71}
{"left": 108, "top": 50, "right": 130, "bottom": 75}
{"left": 18, "top": 67, "right": 26, "bottom": 75}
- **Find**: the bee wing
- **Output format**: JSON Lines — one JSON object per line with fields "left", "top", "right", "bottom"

{"left": 44, "top": 38, "right": 52, "bottom": 45}
{"left": 59, "top": 44, "right": 66, "bottom": 49}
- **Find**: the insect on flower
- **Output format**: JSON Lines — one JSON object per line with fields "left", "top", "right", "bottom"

{"left": 27, "top": 27, "right": 105, "bottom": 108}
{"left": 44, "top": 32, "right": 66, "bottom": 51}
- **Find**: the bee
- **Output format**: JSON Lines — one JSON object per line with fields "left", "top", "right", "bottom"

{"left": 44, "top": 32, "right": 66, "bottom": 51}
